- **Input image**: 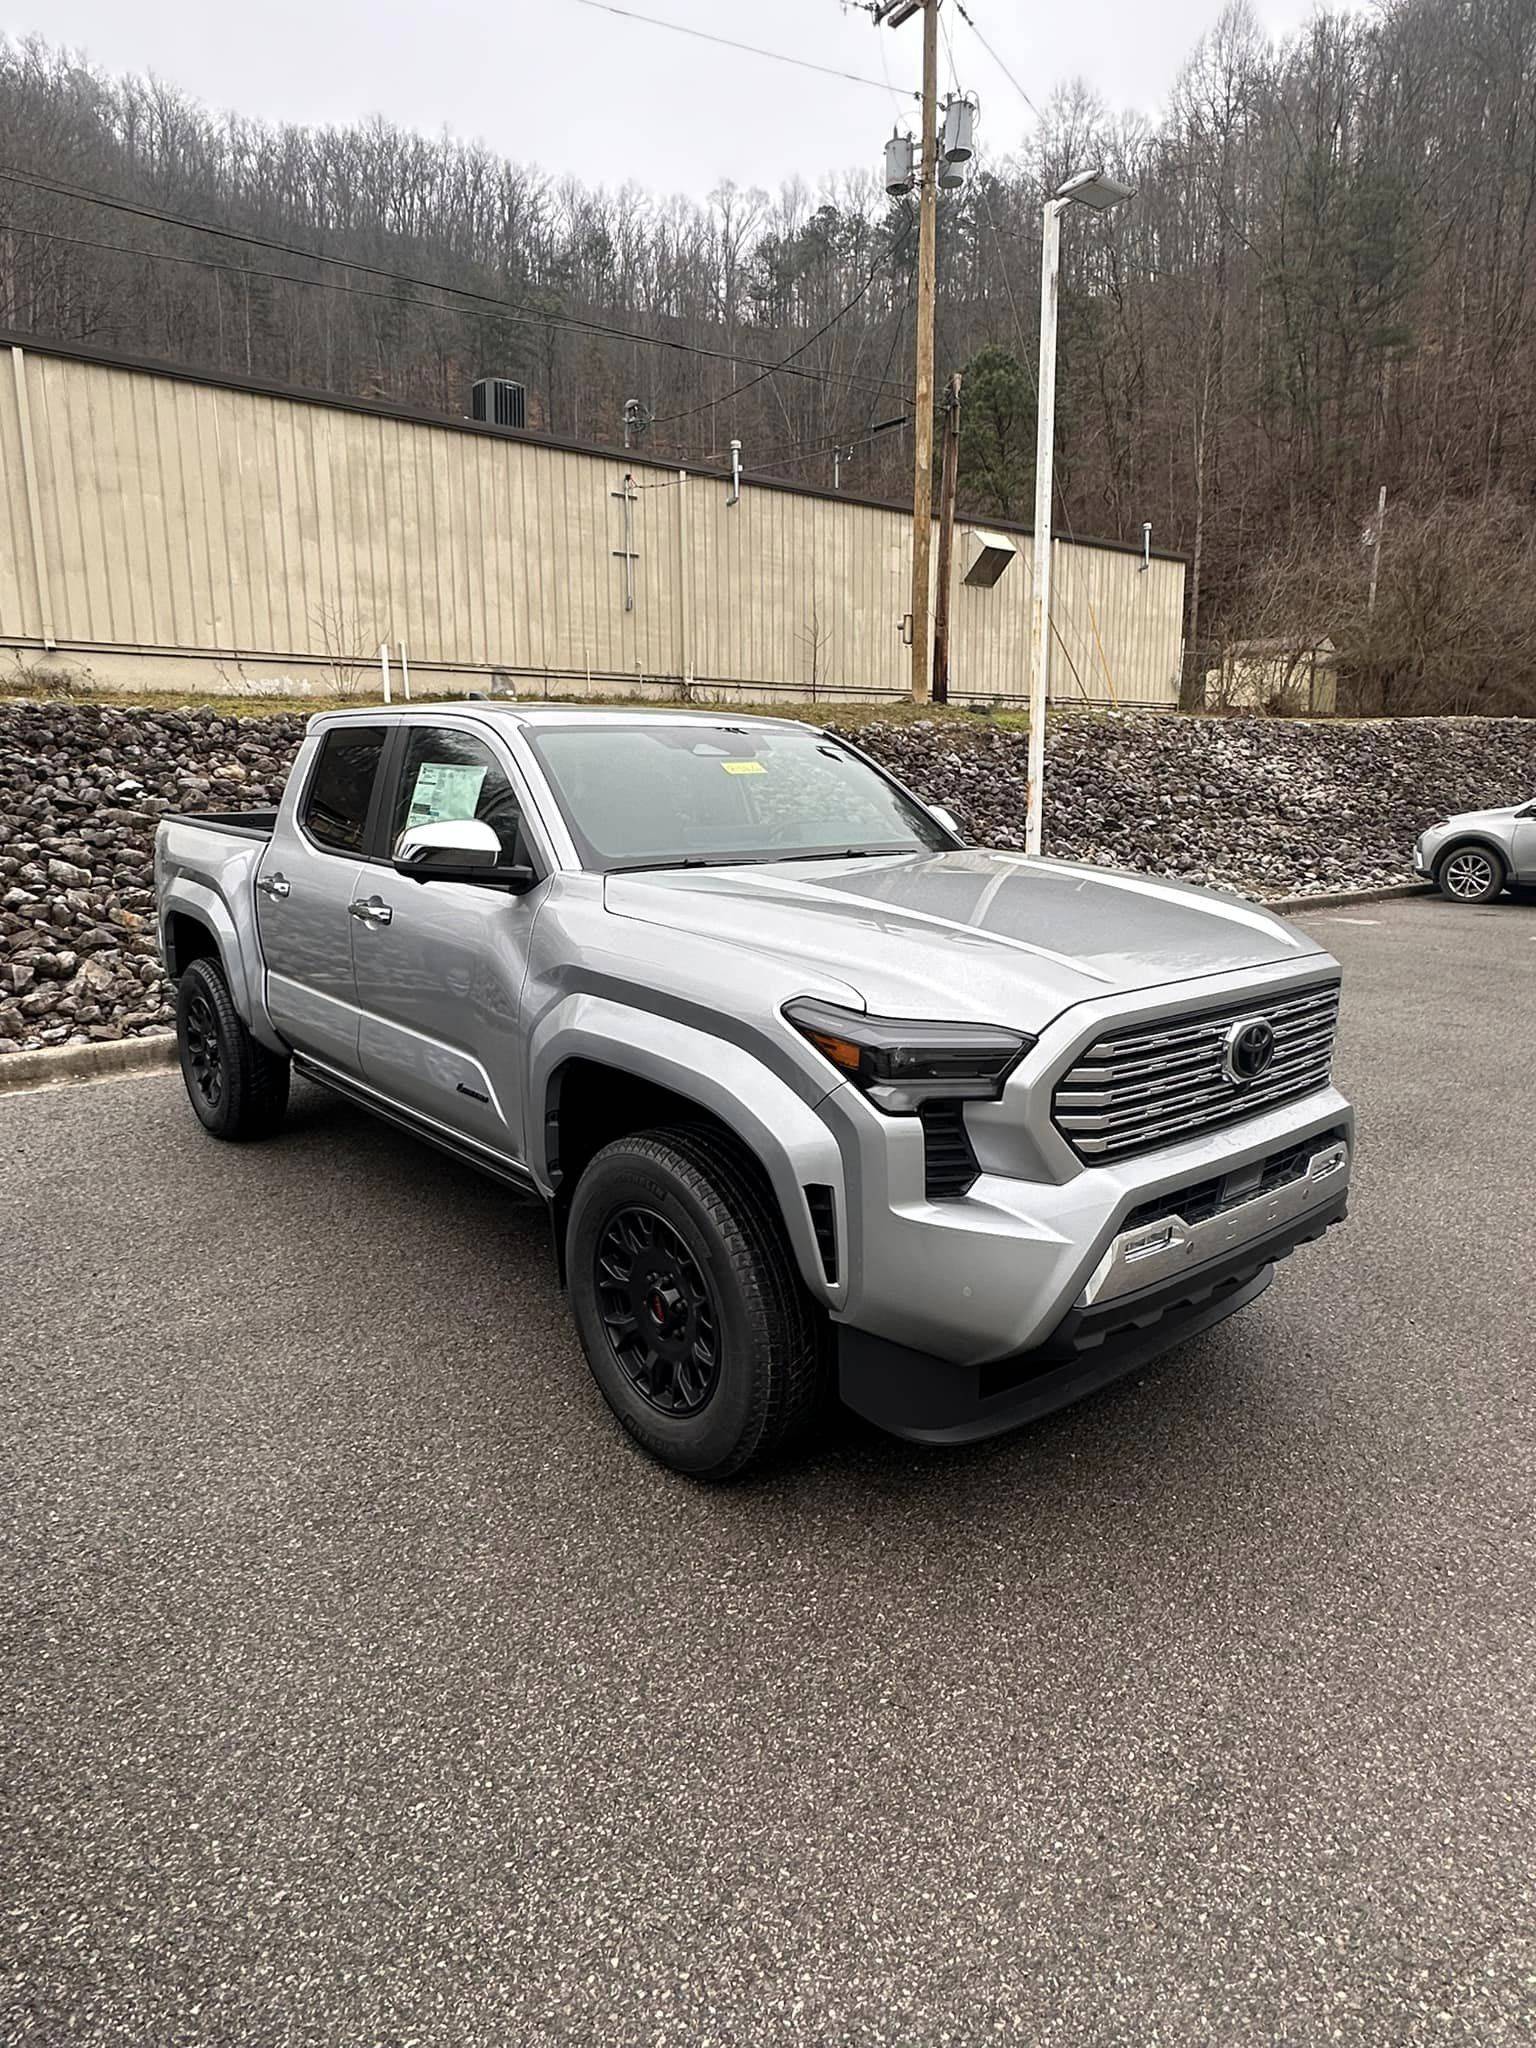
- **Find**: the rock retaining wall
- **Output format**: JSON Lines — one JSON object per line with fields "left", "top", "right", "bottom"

{"left": 3, "top": 702, "right": 1532, "bottom": 1052}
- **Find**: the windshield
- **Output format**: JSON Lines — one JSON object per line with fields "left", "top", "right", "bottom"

{"left": 524, "top": 723, "right": 954, "bottom": 873}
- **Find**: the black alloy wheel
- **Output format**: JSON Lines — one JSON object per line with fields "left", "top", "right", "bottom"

{"left": 565, "top": 1128, "right": 826, "bottom": 1479}
{"left": 594, "top": 1204, "right": 721, "bottom": 1416}
{"left": 174, "top": 954, "right": 291, "bottom": 1141}
{"left": 181, "top": 984, "right": 224, "bottom": 1111}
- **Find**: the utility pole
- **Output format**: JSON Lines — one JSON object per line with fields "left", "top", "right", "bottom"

{"left": 932, "top": 370, "right": 962, "bottom": 704}
{"left": 1366, "top": 484, "right": 1387, "bottom": 616}
{"left": 875, "top": 0, "right": 940, "bottom": 702}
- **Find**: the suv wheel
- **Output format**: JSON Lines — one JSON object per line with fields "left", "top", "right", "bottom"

{"left": 176, "top": 956, "right": 291, "bottom": 1140}
{"left": 1437, "top": 845, "right": 1505, "bottom": 904}
{"left": 566, "top": 1128, "right": 825, "bottom": 1480}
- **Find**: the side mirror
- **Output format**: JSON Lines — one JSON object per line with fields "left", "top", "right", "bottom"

{"left": 391, "top": 818, "right": 536, "bottom": 892}
{"left": 928, "top": 803, "right": 964, "bottom": 841}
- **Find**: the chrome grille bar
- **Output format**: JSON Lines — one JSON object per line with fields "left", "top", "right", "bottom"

{"left": 1052, "top": 980, "right": 1341, "bottom": 1163}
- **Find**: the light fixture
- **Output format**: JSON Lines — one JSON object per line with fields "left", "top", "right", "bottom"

{"left": 1054, "top": 168, "right": 1137, "bottom": 212}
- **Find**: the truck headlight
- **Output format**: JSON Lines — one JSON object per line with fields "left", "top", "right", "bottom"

{"left": 784, "top": 998, "right": 1032, "bottom": 1114}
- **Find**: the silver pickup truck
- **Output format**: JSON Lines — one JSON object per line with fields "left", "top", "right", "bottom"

{"left": 155, "top": 705, "right": 1352, "bottom": 1479}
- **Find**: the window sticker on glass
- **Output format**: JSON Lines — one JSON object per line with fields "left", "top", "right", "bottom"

{"left": 721, "top": 760, "right": 767, "bottom": 775}
{"left": 407, "top": 761, "right": 488, "bottom": 826}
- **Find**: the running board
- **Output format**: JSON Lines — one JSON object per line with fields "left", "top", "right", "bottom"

{"left": 292, "top": 1053, "right": 542, "bottom": 1200}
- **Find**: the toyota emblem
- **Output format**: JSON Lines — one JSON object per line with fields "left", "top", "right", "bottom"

{"left": 1224, "top": 1017, "right": 1276, "bottom": 1085}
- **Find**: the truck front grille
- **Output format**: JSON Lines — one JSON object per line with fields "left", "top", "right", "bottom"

{"left": 1052, "top": 980, "right": 1341, "bottom": 1162}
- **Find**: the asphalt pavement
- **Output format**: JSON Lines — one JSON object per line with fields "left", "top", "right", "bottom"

{"left": 3, "top": 895, "right": 1533, "bottom": 2047}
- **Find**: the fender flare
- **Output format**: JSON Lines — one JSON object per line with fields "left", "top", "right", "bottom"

{"left": 159, "top": 878, "right": 285, "bottom": 1053}
{"left": 532, "top": 995, "right": 848, "bottom": 1307}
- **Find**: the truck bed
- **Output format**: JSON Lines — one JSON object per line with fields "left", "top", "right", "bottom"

{"left": 163, "top": 809, "right": 277, "bottom": 841}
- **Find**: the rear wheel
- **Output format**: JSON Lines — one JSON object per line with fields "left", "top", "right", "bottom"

{"left": 566, "top": 1128, "right": 825, "bottom": 1480}
{"left": 175, "top": 955, "right": 290, "bottom": 1140}
{"left": 1437, "top": 845, "right": 1505, "bottom": 904}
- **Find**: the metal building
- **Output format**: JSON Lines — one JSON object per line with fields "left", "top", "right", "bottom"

{"left": 1, "top": 335, "right": 1185, "bottom": 706}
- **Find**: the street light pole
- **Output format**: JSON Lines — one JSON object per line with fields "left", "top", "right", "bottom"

{"left": 1025, "top": 197, "right": 1062, "bottom": 858}
{"left": 907, "top": 0, "right": 940, "bottom": 703}
{"left": 1024, "top": 169, "right": 1135, "bottom": 857}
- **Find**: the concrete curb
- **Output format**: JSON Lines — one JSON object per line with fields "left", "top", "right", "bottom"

{"left": 1261, "top": 881, "right": 1435, "bottom": 914}
{"left": 0, "top": 1031, "right": 176, "bottom": 1096}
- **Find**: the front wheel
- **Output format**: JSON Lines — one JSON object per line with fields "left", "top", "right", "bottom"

{"left": 176, "top": 956, "right": 290, "bottom": 1140}
{"left": 566, "top": 1128, "right": 825, "bottom": 1480}
{"left": 1437, "top": 845, "right": 1506, "bottom": 904}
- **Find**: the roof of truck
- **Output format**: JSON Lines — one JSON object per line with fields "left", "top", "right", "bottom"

{"left": 313, "top": 702, "right": 815, "bottom": 732}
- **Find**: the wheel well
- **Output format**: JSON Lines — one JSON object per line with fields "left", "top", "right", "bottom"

{"left": 545, "top": 1059, "right": 776, "bottom": 1282}
{"left": 166, "top": 911, "right": 222, "bottom": 979}
{"left": 1435, "top": 838, "right": 1506, "bottom": 879}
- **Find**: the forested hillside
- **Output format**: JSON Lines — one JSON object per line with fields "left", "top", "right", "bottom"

{"left": 3, "top": 0, "right": 1535, "bottom": 711}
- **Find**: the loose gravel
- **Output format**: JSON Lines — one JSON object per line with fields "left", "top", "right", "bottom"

{"left": 2, "top": 701, "right": 1533, "bottom": 1053}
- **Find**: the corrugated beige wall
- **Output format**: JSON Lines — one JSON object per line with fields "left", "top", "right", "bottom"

{"left": 1, "top": 344, "right": 1184, "bottom": 705}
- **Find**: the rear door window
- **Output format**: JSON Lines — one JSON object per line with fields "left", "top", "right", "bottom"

{"left": 301, "top": 727, "right": 386, "bottom": 854}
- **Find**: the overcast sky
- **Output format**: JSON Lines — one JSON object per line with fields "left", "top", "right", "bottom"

{"left": 13, "top": 0, "right": 1322, "bottom": 198}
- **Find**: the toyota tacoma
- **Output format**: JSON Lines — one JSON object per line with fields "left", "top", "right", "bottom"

{"left": 155, "top": 707, "right": 1352, "bottom": 1478}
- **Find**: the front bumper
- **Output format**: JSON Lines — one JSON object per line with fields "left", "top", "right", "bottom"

{"left": 839, "top": 1171, "right": 1348, "bottom": 1445}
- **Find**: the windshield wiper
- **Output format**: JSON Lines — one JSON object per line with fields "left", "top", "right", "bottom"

{"left": 770, "top": 845, "right": 912, "bottom": 863}
{"left": 608, "top": 855, "right": 755, "bottom": 874}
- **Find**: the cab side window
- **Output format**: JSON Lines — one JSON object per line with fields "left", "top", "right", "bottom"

{"left": 301, "top": 727, "right": 385, "bottom": 854}
{"left": 390, "top": 727, "right": 526, "bottom": 864}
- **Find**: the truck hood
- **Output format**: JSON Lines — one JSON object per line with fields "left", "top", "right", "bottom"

{"left": 603, "top": 849, "right": 1330, "bottom": 1032}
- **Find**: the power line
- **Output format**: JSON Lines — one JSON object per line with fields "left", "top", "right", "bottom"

{"left": 951, "top": 0, "right": 1040, "bottom": 121}
{"left": 0, "top": 164, "right": 914, "bottom": 402}
{"left": 3, "top": 218, "right": 911, "bottom": 481}
{"left": 568, "top": 0, "right": 914, "bottom": 96}
{"left": 746, "top": 413, "right": 909, "bottom": 477}
{"left": 652, "top": 249, "right": 890, "bottom": 430}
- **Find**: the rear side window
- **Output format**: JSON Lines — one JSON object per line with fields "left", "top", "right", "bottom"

{"left": 302, "top": 727, "right": 385, "bottom": 854}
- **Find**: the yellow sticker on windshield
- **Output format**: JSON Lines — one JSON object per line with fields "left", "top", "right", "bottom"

{"left": 722, "top": 760, "right": 767, "bottom": 775}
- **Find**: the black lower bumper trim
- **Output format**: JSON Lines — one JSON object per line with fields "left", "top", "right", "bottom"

{"left": 837, "top": 1190, "right": 1348, "bottom": 1447}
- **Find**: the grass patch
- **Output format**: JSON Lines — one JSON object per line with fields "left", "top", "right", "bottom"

{"left": 0, "top": 676, "right": 1035, "bottom": 730}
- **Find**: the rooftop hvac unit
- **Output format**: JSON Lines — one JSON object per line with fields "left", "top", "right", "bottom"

{"left": 471, "top": 377, "right": 527, "bottom": 429}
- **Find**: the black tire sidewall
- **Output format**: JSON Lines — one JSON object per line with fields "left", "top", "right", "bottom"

{"left": 176, "top": 958, "right": 240, "bottom": 1135}
{"left": 567, "top": 1145, "right": 773, "bottom": 1476}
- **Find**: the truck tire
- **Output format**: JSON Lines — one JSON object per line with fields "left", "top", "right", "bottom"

{"left": 566, "top": 1127, "right": 826, "bottom": 1480}
{"left": 1436, "top": 844, "right": 1506, "bottom": 903}
{"left": 175, "top": 955, "right": 290, "bottom": 1141}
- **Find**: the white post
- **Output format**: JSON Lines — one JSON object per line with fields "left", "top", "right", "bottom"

{"left": 379, "top": 641, "right": 392, "bottom": 704}
{"left": 1026, "top": 199, "right": 1062, "bottom": 858}
{"left": 397, "top": 640, "right": 411, "bottom": 700}
{"left": 1367, "top": 484, "right": 1387, "bottom": 617}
